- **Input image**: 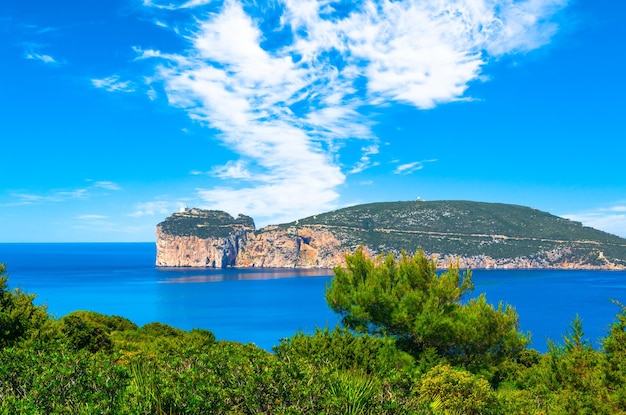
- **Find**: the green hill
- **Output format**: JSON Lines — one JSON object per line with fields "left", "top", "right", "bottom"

{"left": 158, "top": 208, "right": 255, "bottom": 239}
{"left": 280, "top": 200, "right": 626, "bottom": 265}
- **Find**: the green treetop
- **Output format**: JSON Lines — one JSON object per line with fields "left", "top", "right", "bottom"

{"left": 326, "top": 248, "right": 530, "bottom": 370}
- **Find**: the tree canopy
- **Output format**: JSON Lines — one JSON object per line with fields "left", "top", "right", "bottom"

{"left": 325, "top": 248, "right": 529, "bottom": 368}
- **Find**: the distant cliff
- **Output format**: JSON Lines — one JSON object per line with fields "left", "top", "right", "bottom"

{"left": 156, "top": 202, "right": 626, "bottom": 270}
{"left": 156, "top": 210, "right": 345, "bottom": 268}
{"left": 156, "top": 209, "right": 254, "bottom": 267}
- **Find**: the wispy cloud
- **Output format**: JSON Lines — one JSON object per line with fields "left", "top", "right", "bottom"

{"left": 7, "top": 181, "right": 122, "bottom": 206}
{"left": 349, "top": 145, "right": 380, "bottom": 174}
{"left": 16, "top": 25, "right": 64, "bottom": 65}
{"left": 178, "top": 0, "right": 214, "bottom": 8}
{"left": 11, "top": 189, "right": 88, "bottom": 205}
{"left": 129, "top": 200, "right": 187, "bottom": 217}
{"left": 142, "top": 0, "right": 215, "bottom": 10}
{"left": 190, "top": 160, "right": 254, "bottom": 179}
{"left": 92, "top": 75, "right": 136, "bottom": 93}
{"left": 394, "top": 162, "right": 424, "bottom": 175}
{"left": 211, "top": 160, "right": 253, "bottom": 180}
{"left": 25, "top": 51, "right": 55, "bottom": 64}
{"left": 93, "top": 181, "right": 122, "bottom": 191}
{"left": 77, "top": 214, "right": 109, "bottom": 220}
{"left": 394, "top": 159, "right": 438, "bottom": 175}
{"left": 562, "top": 204, "right": 626, "bottom": 238}
{"left": 24, "top": 44, "right": 65, "bottom": 66}
{"left": 136, "top": 0, "right": 568, "bottom": 224}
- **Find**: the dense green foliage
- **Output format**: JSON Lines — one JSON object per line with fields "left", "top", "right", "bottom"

{"left": 158, "top": 208, "right": 255, "bottom": 238}
{"left": 289, "top": 200, "right": 626, "bottom": 262}
{"left": 0, "top": 264, "right": 51, "bottom": 348}
{"left": 326, "top": 248, "right": 529, "bottom": 371}
{"left": 297, "top": 201, "right": 623, "bottom": 243}
{"left": 2, "top": 259, "right": 626, "bottom": 414}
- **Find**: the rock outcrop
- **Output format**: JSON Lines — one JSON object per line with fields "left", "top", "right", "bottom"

{"left": 237, "top": 225, "right": 346, "bottom": 268}
{"left": 156, "top": 216, "right": 346, "bottom": 268}
{"left": 156, "top": 204, "right": 626, "bottom": 270}
{"left": 155, "top": 209, "right": 346, "bottom": 268}
{"left": 156, "top": 228, "right": 248, "bottom": 267}
{"left": 156, "top": 209, "right": 253, "bottom": 267}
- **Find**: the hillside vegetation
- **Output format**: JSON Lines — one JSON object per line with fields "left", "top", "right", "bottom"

{"left": 158, "top": 201, "right": 626, "bottom": 269}
{"left": 286, "top": 200, "right": 626, "bottom": 263}
{"left": 158, "top": 208, "right": 255, "bottom": 239}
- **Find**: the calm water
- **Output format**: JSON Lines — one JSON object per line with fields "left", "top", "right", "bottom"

{"left": 1, "top": 243, "right": 625, "bottom": 352}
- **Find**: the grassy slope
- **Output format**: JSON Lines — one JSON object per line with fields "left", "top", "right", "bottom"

{"left": 284, "top": 200, "right": 626, "bottom": 261}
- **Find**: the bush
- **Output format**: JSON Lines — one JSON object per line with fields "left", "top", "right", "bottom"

{"left": 418, "top": 364, "right": 497, "bottom": 415}
{"left": 275, "top": 326, "right": 414, "bottom": 376}
{"left": 0, "top": 264, "right": 50, "bottom": 349}
{"left": 61, "top": 314, "right": 113, "bottom": 353}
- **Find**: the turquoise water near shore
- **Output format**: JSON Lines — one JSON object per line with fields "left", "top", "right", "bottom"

{"left": 1, "top": 242, "right": 625, "bottom": 352}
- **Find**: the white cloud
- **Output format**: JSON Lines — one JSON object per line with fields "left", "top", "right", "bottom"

{"left": 196, "top": 178, "right": 341, "bottom": 227}
{"left": 77, "top": 214, "right": 109, "bottom": 220}
{"left": 147, "top": 87, "right": 158, "bottom": 100}
{"left": 143, "top": 0, "right": 215, "bottom": 10}
{"left": 349, "top": 145, "right": 380, "bottom": 174}
{"left": 8, "top": 181, "right": 121, "bottom": 206}
{"left": 178, "top": 0, "right": 214, "bottom": 8}
{"left": 563, "top": 205, "right": 626, "bottom": 238}
{"left": 139, "top": 0, "right": 568, "bottom": 224}
{"left": 25, "top": 51, "right": 59, "bottom": 65}
{"left": 485, "top": 0, "right": 569, "bottom": 55}
{"left": 394, "top": 159, "right": 438, "bottom": 175}
{"left": 92, "top": 75, "right": 136, "bottom": 93}
{"left": 129, "top": 200, "right": 187, "bottom": 217}
{"left": 211, "top": 160, "right": 253, "bottom": 180}
{"left": 11, "top": 189, "right": 88, "bottom": 204}
{"left": 93, "top": 181, "right": 122, "bottom": 191}
{"left": 394, "top": 162, "right": 424, "bottom": 175}
{"left": 7, "top": 193, "right": 46, "bottom": 205}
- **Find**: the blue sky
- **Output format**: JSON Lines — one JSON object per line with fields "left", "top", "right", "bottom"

{"left": 1, "top": 0, "right": 625, "bottom": 242}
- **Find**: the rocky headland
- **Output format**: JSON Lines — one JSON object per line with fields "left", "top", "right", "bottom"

{"left": 156, "top": 211, "right": 345, "bottom": 268}
{"left": 156, "top": 202, "right": 626, "bottom": 270}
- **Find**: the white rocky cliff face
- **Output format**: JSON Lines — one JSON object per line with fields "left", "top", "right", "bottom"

{"left": 156, "top": 227, "right": 248, "bottom": 267}
{"left": 155, "top": 209, "right": 347, "bottom": 268}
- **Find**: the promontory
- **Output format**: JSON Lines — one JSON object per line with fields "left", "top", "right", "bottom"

{"left": 156, "top": 200, "right": 626, "bottom": 270}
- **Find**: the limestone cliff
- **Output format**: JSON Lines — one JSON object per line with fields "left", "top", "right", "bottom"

{"left": 156, "top": 203, "right": 626, "bottom": 269}
{"left": 156, "top": 228, "right": 247, "bottom": 267}
{"left": 156, "top": 209, "right": 253, "bottom": 267}
{"left": 237, "top": 225, "right": 346, "bottom": 268}
{"left": 155, "top": 209, "right": 346, "bottom": 268}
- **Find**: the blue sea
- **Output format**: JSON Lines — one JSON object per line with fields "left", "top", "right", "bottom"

{"left": 1, "top": 243, "right": 625, "bottom": 353}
